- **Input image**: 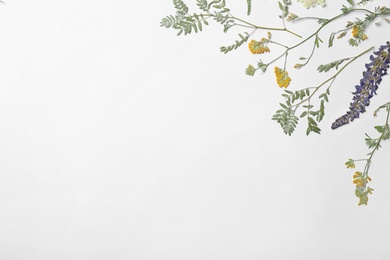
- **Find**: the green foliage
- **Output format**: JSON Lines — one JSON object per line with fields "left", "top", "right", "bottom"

{"left": 272, "top": 87, "right": 329, "bottom": 136}
{"left": 347, "top": 103, "right": 390, "bottom": 205}
{"left": 161, "top": 0, "right": 390, "bottom": 205}
{"left": 247, "top": 0, "right": 252, "bottom": 16}
{"left": 317, "top": 18, "right": 330, "bottom": 25}
{"left": 161, "top": 0, "right": 232, "bottom": 36}
{"left": 341, "top": 5, "right": 353, "bottom": 14}
{"left": 160, "top": 13, "right": 209, "bottom": 35}
{"left": 357, "top": 0, "right": 375, "bottom": 5}
{"left": 278, "top": 1, "right": 290, "bottom": 18}
{"left": 257, "top": 60, "right": 268, "bottom": 73}
{"left": 306, "top": 115, "right": 321, "bottom": 135}
{"left": 220, "top": 33, "right": 249, "bottom": 54}
{"left": 196, "top": 0, "right": 209, "bottom": 11}
{"left": 317, "top": 58, "right": 351, "bottom": 73}
{"left": 173, "top": 0, "right": 189, "bottom": 15}
{"left": 245, "top": 64, "right": 256, "bottom": 76}
{"left": 272, "top": 103, "right": 299, "bottom": 136}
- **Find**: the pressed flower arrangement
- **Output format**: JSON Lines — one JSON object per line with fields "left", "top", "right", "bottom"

{"left": 161, "top": 0, "right": 390, "bottom": 205}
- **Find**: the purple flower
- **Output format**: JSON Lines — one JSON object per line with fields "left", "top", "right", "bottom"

{"left": 331, "top": 42, "right": 390, "bottom": 130}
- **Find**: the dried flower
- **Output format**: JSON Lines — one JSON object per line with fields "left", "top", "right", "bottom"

{"left": 274, "top": 67, "right": 291, "bottom": 88}
{"left": 331, "top": 42, "right": 390, "bottom": 129}
{"left": 352, "top": 25, "right": 368, "bottom": 41}
{"left": 248, "top": 38, "right": 270, "bottom": 54}
{"left": 286, "top": 13, "right": 298, "bottom": 21}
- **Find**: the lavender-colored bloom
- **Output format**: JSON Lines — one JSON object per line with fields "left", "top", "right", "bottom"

{"left": 331, "top": 42, "right": 390, "bottom": 130}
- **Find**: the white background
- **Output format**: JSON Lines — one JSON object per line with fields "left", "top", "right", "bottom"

{"left": 0, "top": 0, "right": 390, "bottom": 259}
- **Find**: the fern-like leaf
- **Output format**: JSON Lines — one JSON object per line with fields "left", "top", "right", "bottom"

{"left": 220, "top": 32, "right": 249, "bottom": 54}
{"left": 317, "top": 57, "right": 351, "bottom": 73}
{"left": 197, "top": 0, "right": 209, "bottom": 11}
{"left": 173, "top": 0, "right": 189, "bottom": 15}
{"left": 247, "top": 0, "right": 252, "bottom": 15}
{"left": 272, "top": 104, "right": 299, "bottom": 136}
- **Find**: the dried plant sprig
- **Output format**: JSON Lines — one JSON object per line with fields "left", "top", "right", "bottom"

{"left": 272, "top": 47, "right": 373, "bottom": 136}
{"left": 161, "top": 0, "right": 390, "bottom": 205}
{"left": 346, "top": 102, "right": 390, "bottom": 205}
{"left": 331, "top": 42, "right": 390, "bottom": 129}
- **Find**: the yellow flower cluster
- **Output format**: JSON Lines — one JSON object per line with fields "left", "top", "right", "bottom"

{"left": 352, "top": 26, "right": 368, "bottom": 40}
{"left": 352, "top": 171, "right": 374, "bottom": 205}
{"left": 352, "top": 171, "right": 370, "bottom": 187}
{"left": 274, "top": 67, "right": 291, "bottom": 88}
{"left": 248, "top": 38, "right": 270, "bottom": 54}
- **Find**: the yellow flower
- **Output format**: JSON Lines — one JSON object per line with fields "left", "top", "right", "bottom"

{"left": 274, "top": 67, "right": 291, "bottom": 88}
{"left": 352, "top": 26, "right": 368, "bottom": 40}
{"left": 248, "top": 38, "right": 270, "bottom": 54}
{"left": 352, "top": 171, "right": 369, "bottom": 187}
{"left": 351, "top": 26, "right": 358, "bottom": 37}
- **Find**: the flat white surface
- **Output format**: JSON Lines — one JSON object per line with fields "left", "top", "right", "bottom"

{"left": 0, "top": 0, "right": 390, "bottom": 259}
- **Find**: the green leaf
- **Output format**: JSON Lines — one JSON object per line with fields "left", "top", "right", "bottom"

{"left": 328, "top": 33, "right": 335, "bottom": 47}
{"left": 374, "top": 125, "right": 384, "bottom": 133}
{"left": 220, "top": 32, "right": 249, "bottom": 54}
{"left": 247, "top": 0, "right": 252, "bottom": 15}
{"left": 317, "top": 57, "right": 351, "bottom": 73}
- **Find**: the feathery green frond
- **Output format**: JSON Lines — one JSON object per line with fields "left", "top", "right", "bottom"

{"left": 220, "top": 32, "right": 250, "bottom": 54}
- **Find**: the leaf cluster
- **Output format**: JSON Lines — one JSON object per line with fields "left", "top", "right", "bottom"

{"left": 161, "top": 0, "right": 233, "bottom": 36}
{"left": 365, "top": 125, "right": 390, "bottom": 150}
{"left": 273, "top": 87, "right": 331, "bottom": 136}
{"left": 160, "top": 2, "right": 210, "bottom": 36}
{"left": 272, "top": 89, "right": 308, "bottom": 135}
{"left": 247, "top": 0, "right": 252, "bottom": 16}
{"left": 317, "top": 58, "right": 351, "bottom": 73}
{"left": 220, "top": 33, "right": 250, "bottom": 54}
{"left": 278, "top": 0, "right": 291, "bottom": 19}
{"left": 272, "top": 103, "right": 299, "bottom": 136}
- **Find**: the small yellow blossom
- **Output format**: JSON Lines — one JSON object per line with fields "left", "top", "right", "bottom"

{"left": 352, "top": 171, "right": 368, "bottom": 187}
{"left": 274, "top": 67, "right": 291, "bottom": 88}
{"left": 345, "top": 159, "right": 355, "bottom": 169}
{"left": 352, "top": 26, "right": 368, "bottom": 40}
{"left": 248, "top": 38, "right": 270, "bottom": 54}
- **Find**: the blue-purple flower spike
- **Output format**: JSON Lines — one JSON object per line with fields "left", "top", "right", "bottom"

{"left": 331, "top": 42, "right": 390, "bottom": 130}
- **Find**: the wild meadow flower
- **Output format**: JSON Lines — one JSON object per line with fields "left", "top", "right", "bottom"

{"left": 248, "top": 38, "right": 270, "bottom": 54}
{"left": 274, "top": 67, "right": 291, "bottom": 88}
{"left": 331, "top": 41, "right": 390, "bottom": 129}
